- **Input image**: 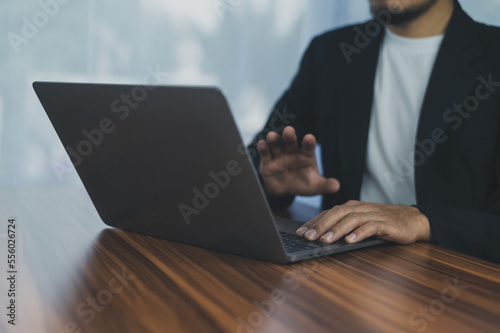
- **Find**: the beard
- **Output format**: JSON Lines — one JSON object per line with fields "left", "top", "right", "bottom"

{"left": 370, "top": 0, "right": 439, "bottom": 26}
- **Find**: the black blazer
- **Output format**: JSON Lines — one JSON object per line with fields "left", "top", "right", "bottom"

{"left": 250, "top": 1, "right": 500, "bottom": 263}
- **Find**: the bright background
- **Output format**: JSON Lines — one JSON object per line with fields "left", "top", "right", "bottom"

{"left": 1, "top": 0, "right": 499, "bottom": 205}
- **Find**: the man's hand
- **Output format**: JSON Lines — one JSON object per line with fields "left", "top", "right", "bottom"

{"left": 257, "top": 126, "right": 340, "bottom": 196}
{"left": 296, "top": 201, "right": 432, "bottom": 244}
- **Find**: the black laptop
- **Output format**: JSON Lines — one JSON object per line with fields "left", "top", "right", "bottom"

{"left": 33, "top": 82, "right": 385, "bottom": 263}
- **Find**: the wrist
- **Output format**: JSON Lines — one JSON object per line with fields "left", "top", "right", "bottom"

{"left": 413, "top": 207, "right": 432, "bottom": 242}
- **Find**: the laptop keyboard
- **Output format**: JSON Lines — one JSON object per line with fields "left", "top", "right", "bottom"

{"left": 279, "top": 231, "right": 347, "bottom": 253}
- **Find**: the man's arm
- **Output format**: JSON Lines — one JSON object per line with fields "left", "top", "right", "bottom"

{"left": 295, "top": 134, "right": 500, "bottom": 264}
{"left": 293, "top": 199, "right": 500, "bottom": 264}
{"left": 248, "top": 37, "right": 325, "bottom": 208}
{"left": 417, "top": 205, "right": 500, "bottom": 263}
{"left": 416, "top": 133, "right": 500, "bottom": 263}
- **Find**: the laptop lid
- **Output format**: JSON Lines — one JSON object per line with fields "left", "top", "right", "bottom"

{"left": 33, "top": 82, "right": 288, "bottom": 264}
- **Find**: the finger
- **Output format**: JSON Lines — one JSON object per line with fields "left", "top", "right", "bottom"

{"left": 257, "top": 140, "right": 272, "bottom": 163}
{"left": 266, "top": 131, "right": 283, "bottom": 158}
{"left": 282, "top": 126, "right": 299, "bottom": 153}
{"left": 320, "top": 211, "right": 370, "bottom": 243}
{"left": 319, "top": 178, "right": 341, "bottom": 194}
{"left": 296, "top": 210, "right": 329, "bottom": 237}
{"left": 344, "top": 221, "right": 383, "bottom": 243}
{"left": 301, "top": 134, "right": 317, "bottom": 157}
{"left": 303, "top": 205, "right": 352, "bottom": 241}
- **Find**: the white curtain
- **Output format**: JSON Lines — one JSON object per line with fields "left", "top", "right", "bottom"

{"left": 1, "top": 0, "right": 499, "bottom": 189}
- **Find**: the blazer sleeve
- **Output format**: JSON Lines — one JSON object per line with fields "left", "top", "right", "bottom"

{"left": 416, "top": 135, "right": 500, "bottom": 264}
{"left": 248, "top": 38, "right": 320, "bottom": 208}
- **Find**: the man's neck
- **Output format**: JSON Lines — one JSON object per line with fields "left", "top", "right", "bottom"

{"left": 388, "top": 0, "right": 454, "bottom": 38}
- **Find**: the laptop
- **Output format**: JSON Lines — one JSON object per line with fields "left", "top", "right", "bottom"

{"left": 33, "top": 82, "right": 386, "bottom": 264}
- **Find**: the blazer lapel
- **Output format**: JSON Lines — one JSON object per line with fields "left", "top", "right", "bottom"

{"left": 336, "top": 27, "right": 384, "bottom": 200}
{"left": 415, "top": 3, "right": 482, "bottom": 195}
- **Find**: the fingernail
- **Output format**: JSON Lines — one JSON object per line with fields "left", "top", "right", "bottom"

{"left": 296, "top": 227, "right": 308, "bottom": 236}
{"left": 321, "top": 232, "right": 334, "bottom": 242}
{"left": 305, "top": 229, "right": 317, "bottom": 239}
{"left": 346, "top": 234, "right": 357, "bottom": 242}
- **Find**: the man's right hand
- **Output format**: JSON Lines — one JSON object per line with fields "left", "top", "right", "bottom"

{"left": 257, "top": 126, "right": 340, "bottom": 197}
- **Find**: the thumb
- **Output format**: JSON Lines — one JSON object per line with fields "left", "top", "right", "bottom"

{"left": 319, "top": 178, "right": 341, "bottom": 194}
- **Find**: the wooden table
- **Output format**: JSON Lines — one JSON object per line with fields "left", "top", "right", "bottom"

{"left": 1, "top": 187, "right": 499, "bottom": 333}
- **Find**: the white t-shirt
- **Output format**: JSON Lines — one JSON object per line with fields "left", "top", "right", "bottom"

{"left": 359, "top": 28, "right": 444, "bottom": 205}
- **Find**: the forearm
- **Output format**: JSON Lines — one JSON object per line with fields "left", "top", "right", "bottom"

{"left": 415, "top": 205, "right": 500, "bottom": 264}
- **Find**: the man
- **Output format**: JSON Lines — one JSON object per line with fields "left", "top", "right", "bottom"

{"left": 250, "top": 0, "right": 500, "bottom": 263}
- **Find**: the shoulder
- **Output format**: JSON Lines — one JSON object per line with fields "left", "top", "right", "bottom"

{"left": 304, "top": 19, "right": 384, "bottom": 66}
{"left": 470, "top": 21, "right": 500, "bottom": 75}
{"left": 309, "top": 21, "right": 375, "bottom": 49}
{"left": 304, "top": 19, "right": 382, "bottom": 61}
{"left": 475, "top": 21, "right": 500, "bottom": 38}
{"left": 474, "top": 22, "right": 500, "bottom": 53}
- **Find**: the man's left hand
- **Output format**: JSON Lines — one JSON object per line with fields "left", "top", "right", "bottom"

{"left": 296, "top": 200, "right": 432, "bottom": 244}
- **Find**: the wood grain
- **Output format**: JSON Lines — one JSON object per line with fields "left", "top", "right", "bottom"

{"left": 0, "top": 187, "right": 499, "bottom": 333}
